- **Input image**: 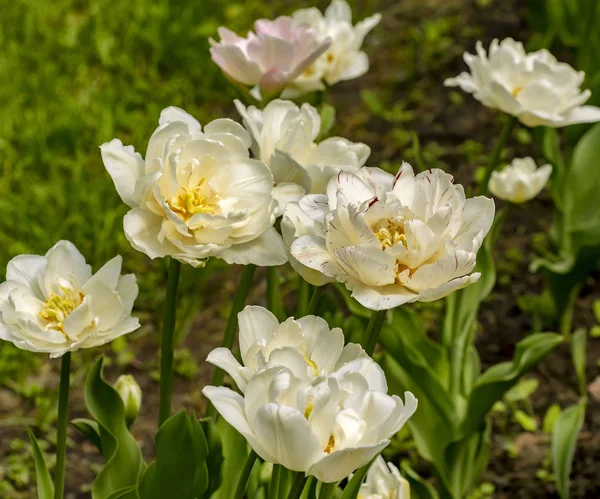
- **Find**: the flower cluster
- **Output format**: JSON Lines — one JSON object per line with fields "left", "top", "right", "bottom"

{"left": 203, "top": 306, "right": 417, "bottom": 482}
{"left": 210, "top": 0, "right": 380, "bottom": 100}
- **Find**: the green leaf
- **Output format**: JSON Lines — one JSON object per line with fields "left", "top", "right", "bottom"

{"left": 316, "top": 103, "right": 336, "bottom": 141}
{"left": 543, "top": 404, "right": 562, "bottom": 435}
{"left": 399, "top": 460, "right": 439, "bottom": 499}
{"left": 514, "top": 410, "right": 538, "bottom": 432}
{"left": 212, "top": 417, "right": 250, "bottom": 499}
{"left": 571, "top": 328, "right": 587, "bottom": 396}
{"left": 138, "top": 412, "right": 208, "bottom": 499}
{"left": 552, "top": 399, "right": 586, "bottom": 499}
{"left": 340, "top": 456, "right": 377, "bottom": 499}
{"left": 504, "top": 378, "right": 539, "bottom": 402}
{"left": 199, "top": 417, "right": 223, "bottom": 498}
{"left": 85, "top": 357, "right": 145, "bottom": 499}
{"left": 71, "top": 417, "right": 102, "bottom": 453}
{"left": 106, "top": 486, "right": 138, "bottom": 499}
{"left": 460, "top": 333, "right": 563, "bottom": 436}
{"left": 27, "top": 428, "right": 54, "bottom": 499}
{"left": 444, "top": 427, "right": 491, "bottom": 499}
{"left": 382, "top": 354, "right": 454, "bottom": 492}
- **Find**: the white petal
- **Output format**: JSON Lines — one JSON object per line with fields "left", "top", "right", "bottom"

{"left": 44, "top": 240, "right": 92, "bottom": 292}
{"left": 308, "top": 441, "right": 389, "bottom": 483}
{"left": 5, "top": 255, "right": 47, "bottom": 299}
{"left": 206, "top": 347, "right": 249, "bottom": 391}
{"left": 159, "top": 106, "right": 202, "bottom": 133}
{"left": 253, "top": 403, "right": 322, "bottom": 471}
{"left": 238, "top": 305, "right": 280, "bottom": 361}
{"left": 123, "top": 208, "right": 172, "bottom": 260}
{"left": 100, "top": 139, "right": 145, "bottom": 207}
{"left": 348, "top": 282, "right": 419, "bottom": 311}
{"left": 202, "top": 386, "right": 275, "bottom": 461}
{"left": 218, "top": 228, "right": 287, "bottom": 266}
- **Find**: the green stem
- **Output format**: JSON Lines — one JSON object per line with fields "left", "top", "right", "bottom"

{"left": 478, "top": 115, "right": 516, "bottom": 196}
{"left": 269, "top": 464, "right": 282, "bottom": 499}
{"left": 306, "top": 286, "right": 323, "bottom": 316}
{"left": 560, "top": 283, "right": 582, "bottom": 342}
{"left": 158, "top": 258, "right": 181, "bottom": 426}
{"left": 206, "top": 264, "right": 256, "bottom": 418}
{"left": 267, "top": 266, "right": 284, "bottom": 320}
{"left": 54, "top": 351, "right": 71, "bottom": 499}
{"left": 297, "top": 278, "right": 311, "bottom": 317}
{"left": 318, "top": 481, "right": 337, "bottom": 499}
{"left": 287, "top": 472, "right": 309, "bottom": 499}
{"left": 233, "top": 450, "right": 258, "bottom": 499}
{"left": 364, "top": 310, "right": 387, "bottom": 356}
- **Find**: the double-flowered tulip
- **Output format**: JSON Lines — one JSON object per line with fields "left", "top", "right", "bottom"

{"left": 283, "top": 163, "right": 495, "bottom": 310}
{"left": 0, "top": 241, "right": 139, "bottom": 358}
{"left": 489, "top": 157, "right": 552, "bottom": 204}
{"left": 207, "top": 305, "right": 382, "bottom": 391}
{"left": 445, "top": 38, "right": 600, "bottom": 128}
{"left": 101, "top": 107, "right": 286, "bottom": 267}
{"left": 235, "top": 99, "right": 370, "bottom": 207}
{"left": 357, "top": 456, "right": 410, "bottom": 499}
{"left": 209, "top": 16, "right": 331, "bottom": 100}
{"left": 203, "top": 307, "right": 417, "bottom": 483}
{"left": 286, "top": 0, "right": 381, "bottom": 96}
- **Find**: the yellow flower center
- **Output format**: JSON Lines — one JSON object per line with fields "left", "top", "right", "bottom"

{"left": 324, "top": 435, "right": 335, "bottom": 454}
{"left": 374, "top": 219, "right": 407, "bottom": 250}
{"left": 326, "top": 53, "right": 334, "bottom": 63}
{"left": 168, "top": 180, "right": 219, "bottom": 221}
{"left": 511, "top": 86, "right": 523, "bottom": 97}
{"left": 39, "top": 287, "right": 84, "bottom": 333}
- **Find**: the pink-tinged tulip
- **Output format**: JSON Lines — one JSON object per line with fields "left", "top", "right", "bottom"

{"left": 210, "top": 16, "right": 330, "bottom": 100}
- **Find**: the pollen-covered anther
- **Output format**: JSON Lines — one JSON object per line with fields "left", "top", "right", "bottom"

{"left": 374, "top": 219, "right": 407, "bottom": 250}
{"left": 39, "top": 287, "right": 84, "bottom": 333}
{"left": 168, "top": 180, "right": 219, "bottom": 221}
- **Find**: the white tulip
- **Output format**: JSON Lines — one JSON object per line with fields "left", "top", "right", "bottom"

{"left": 284, "top": 164, "right": 495, "bottom": 310}
{"left": 207, "top": 305, "right": 383, "bottom": 392}
{"left": 235, "top": 99, "right": 370, "bottom": 208}
{"left": 0, "top": 241, "right": 139, "bottom": 358}
{"left": 286, "top": 0, "right": 381, "bottom": 96}
{"left": 209, "top": 16, "right": 330, "bottom": 101}
{"left": 203, "top": 365, "right": 417, "bottom": 483}
{"left": 489, "top": 157, "right": 552, "bottom": 203}
{"left": 358, "top": 456, "right": 410, "bottom": 499}
{"left": 445, "top": 38, "right": 600, "bottom": 128}
{"left": 101, "top": 107, "right": 287, "bottom": 268}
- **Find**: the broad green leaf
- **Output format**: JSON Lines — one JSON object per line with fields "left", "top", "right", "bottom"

{"left": 85, "top": 357, "right": 145, "bottom": 499}
{"left": 71, "top": 417, "right": 102, "bottom": 453}
{"left": 199, "top": 417, "right": 223, "bottom": 498}
{"left": 340, "top": 456, "right": 377, "bottom": 499}
{"left": 514, "top": 410, "right": 538, "bottom": 432}
{"left": 212, "top": 417, "right": 250, "bottom": 499}
{"left": 106, "top": 486, "right": 138, "bottom": 499}
{"left": 444, "top": 427, "right": 491, "bottom": 499}
{"left": 566, "top": 123, "right": 600, "bottom": 249}
{"left": 27, "top": 428, "right": 54, "bottom": 499}
{"left": 382, "top": 355, "right": 453, "bottom": 492}
{"left": 460, "top": 333, "right": 563, "bottom": 436}
{"left": 138, "top": 412, "right": 208, "bottom": 499}
{"left": 552, "top": 399, "right": 586, "bottom": 499}
{"left": 571, "top": 328, "right": 587, "bottom": 396}
{"left": 400, "top": 460, "right": 439, "bottom": 499}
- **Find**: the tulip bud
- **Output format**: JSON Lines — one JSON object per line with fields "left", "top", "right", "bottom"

{"left": 114, "top": 375, "right": 142, "bottom": 425}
